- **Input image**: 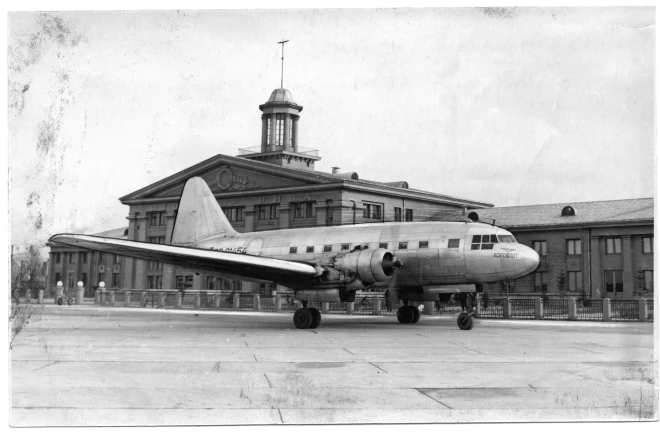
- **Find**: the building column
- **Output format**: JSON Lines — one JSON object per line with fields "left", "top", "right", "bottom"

{"left": 590, "top": 237, "right": 602, "bottom": 299}
{"left": 163, "top": 210, "right": 177, "bottom": 289}
{"left": 133, "top": 215, "right": 148, "bottom": 290}
{"left": 269, "top": 113, "right": 277, "bottom": 148}
{"left": 243, "top": 206, "right": 256, "bottom": 232}
{"left": 278, "top": 206, "right": 291, "bottom": 229}
{"left": 292, "top": 116, "right": 299, "bottom": 152}
{"left": 123, "top": 213, "right": 138, "bottom": 289}
{"left": 283, "top": 115, "right": 291, "bottom": 151}
{"left": 261, "top": 115, "right": 268, "bottom": 150}
{"left": 48, "top": 254, "right": 56, "bottom": 295}
{"left": 622, "top": 236, "right": 634, "bottom": 298}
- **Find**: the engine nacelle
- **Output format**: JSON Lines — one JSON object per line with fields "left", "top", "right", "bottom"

{"left": 333, "top": 248, "right": 398, "bottom": 284}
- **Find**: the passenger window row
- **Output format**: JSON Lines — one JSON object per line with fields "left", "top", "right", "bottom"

{"left": 288, "top": 239, "right": 460, "bottom": 254}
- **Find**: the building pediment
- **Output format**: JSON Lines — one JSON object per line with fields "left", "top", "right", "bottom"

{"left": 120, "top": 154, "right": 335, "bottom": 203}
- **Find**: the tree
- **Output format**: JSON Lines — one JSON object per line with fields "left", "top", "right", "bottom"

{"left": 11, "top": 246, "right": 44, "bottom": 302}
{"left": 634, "top": 267, "right": 649, "bottom": 298}
{"left": 556, "top": 271, "right": 568, "bottom": 300}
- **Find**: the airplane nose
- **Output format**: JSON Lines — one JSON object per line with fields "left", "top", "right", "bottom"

{"left": 523, "top": 247, "right": 540, "bottom": 272}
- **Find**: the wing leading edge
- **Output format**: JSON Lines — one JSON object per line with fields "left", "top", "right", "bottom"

{"left": 49, "top": 234, "right": 319, "bottom": 284}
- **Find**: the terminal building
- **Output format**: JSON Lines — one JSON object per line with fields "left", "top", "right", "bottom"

{"left": 47, "top": 88, "right": 655, "bottom": 300}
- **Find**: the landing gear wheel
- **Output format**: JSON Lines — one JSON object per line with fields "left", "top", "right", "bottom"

{"left": 410, "top": 306, "right": 421, "bottom": 324}
{"left": 457, "top": 313, "right": 474, "bottom": 330}
{"left": 57, "top": 297, "right": 63, "bottom": 306}
{"left": 397, "top": 306, "right": 414, "bottom": 324}
{"left": 293, "top": 308, "right": 312, "bottom": 329}
{"left": 308, "top": 307, "right": 321, "bottom": 329}
{"left": 67, "top": 298, "right": 73, "bottom": 306}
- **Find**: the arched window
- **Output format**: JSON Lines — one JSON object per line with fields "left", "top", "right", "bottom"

{"left": 561, "top": 206, "right": 576, "bottom": 216}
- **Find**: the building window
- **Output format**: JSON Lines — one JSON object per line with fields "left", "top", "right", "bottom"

{"left": 266, "top": 117, "right": 271, "bottom": 146}
{"left": 112, "top": 273, "right": 120, "bottom": 288}
{"left": 642, "top": 237, "right": 653, "bottom": 254}
{"left": 379, "top": 243, "right": 388, "bottom": 249}
{"left": 225, "top": 207, "right": 245, "bottom": 223}
{"left": 288, "top": 118, "right": 293, "bottom": 147}
{"left": 405, "top": 209, "right": 413, "bottom": 222}
{"left": 68, "top": 252, "right": 74, "bottom": 263}
{"left": 148, "top": 236, "right": 165, "bottom": 244}
{"left": 448, "top": 239, "right": 460, "bottom": 248}
{"left": 605, "top": 237, "right": 622, "bottom": 254}
{"left": 532, "top": 240, "right": 547, "bottom": 256}
{"left": 81, "top": 252, "right": 87, "bottom": 263}
{"left": 149, "top": 261, "right": 163, "bottom": 270}
{"left": 643, "top": 271, "right": 653, "bottom": 293}
{"left": 56, "top": 253, "right": 61, "bottom": 264}
{"left": 147, "top": 275, "right": 163, "bottom": 289}
{"left": 289, "top": 247, "right": 297, "bottom": 254}
{"left": 567, "top": 239, "right": 582, "bottom": 256}
{"left": 419, "top": 241, "right": 429, "bottom": 249}
{"left": 54, "top": 272, "right": 61, "bottom": 285}
{"left": 306, "top": 246, "right": 314, "bottom": 253}
{"left": 176, "top": 275, "right": 193, "bottom": 289}
{"left": 97, "top": 273, "right": 105, "bottom": 285}
{"left": 81, "top": 273, "right": 87, "bottom": 286}
{"left": 67, "top": 272, "right": 75, "bottom": 288}
{"left": 363, "top": 202, "right": 383, "bottom": 220}
{"left": 394, "top": 207, "right": 402, "bottom": 222}
{"left": 206, "top": 276, "right": 216, "bottom": 290}
{"left": 398, "top": 242, "right": 408, "bottom": 249}
{"left": 341, "top": 244, "right": 350, "bottom": 251}
{"left": 568, "top": 271, "right": 583, "bottom": 292}
{"left": 293, "top": 202, "right": 315, "bottom": 219}
{"left": 114, "top": 254, "right": 121, "bottom": 263}
{"left": 605, "top": 270, "right": 623, "bottom": 293}
{"left": 534, "top": 272, "right": 548, "bottom": 293}
{"left": 323, "top": 245, "right": 332, "bottom": 252}
{"left": 98, "top": 253, "right": 104, "bottom": 263}
{"left": 258, "top": 204, "right": 279, "bottom": 221}
{"left": 148, "top": 212, "right": 166, "bottom": 227}
{"left": 275, "top": 114, "right": 285, "bottom": 146}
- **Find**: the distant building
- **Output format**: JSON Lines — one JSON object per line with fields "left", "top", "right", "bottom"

{"left": 463, "top": 199, "right": 654, "bottom": 299}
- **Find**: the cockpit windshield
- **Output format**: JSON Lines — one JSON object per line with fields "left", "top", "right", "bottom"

{"left": 498, "top": 234, "right": 516, "bottom": 243}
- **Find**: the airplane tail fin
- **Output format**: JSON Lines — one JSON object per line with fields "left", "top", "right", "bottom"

{"left": 170, "top": 177, "right": 238, "bottom": 246}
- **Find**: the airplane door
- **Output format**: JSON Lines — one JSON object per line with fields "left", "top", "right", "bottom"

{"left": 246, "top": 238, "right": 263, "bottom": 256}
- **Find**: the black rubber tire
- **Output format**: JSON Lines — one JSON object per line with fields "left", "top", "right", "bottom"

{"left": 308, "top": 307, "right": 321, "bottom": 329}
{"left": 411, "top": 306, "right": 421, "bottom": 324}
{"left": 57, "top": 297, "right": 63, "bottom": 306}
{"left": 397, "top": 306, "right": 414, "bottom": 324}
{"left": 457, "top": 313, "right": 474, "bottom": 330}
{"left": 67, "top": 298, "right": 73, "bottom": 306}
{"left": 293, "top": 308, "right": 312, "bottom": 329}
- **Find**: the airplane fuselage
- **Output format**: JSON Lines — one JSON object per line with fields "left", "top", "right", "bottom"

{"left": 194, "top": 221, "right": 539, "bottom": 289}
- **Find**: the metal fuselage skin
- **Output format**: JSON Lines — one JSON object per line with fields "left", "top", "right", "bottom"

{"left": 193, "top": 221, "right": 540, "bottom": 289}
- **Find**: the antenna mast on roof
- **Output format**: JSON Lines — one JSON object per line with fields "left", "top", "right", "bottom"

{"left": 278, "top": 39, "right": 289, "bottom": 89}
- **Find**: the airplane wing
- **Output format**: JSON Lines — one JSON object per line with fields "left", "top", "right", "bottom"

{"left": 49, "top": 234, "right": 319, "bottom": 284}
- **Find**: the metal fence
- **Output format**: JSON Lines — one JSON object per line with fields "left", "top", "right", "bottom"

{"left": 647, "top": 300, "right": 654, "bottom": 321}
{"left": 575, "top": 299, "right": 603, "bottom": 320}
{"left": 511, "top": 299, "right": 535, "bottom": 318}
{"left": 611, "top": 300, "right": 639, "bottom": 321}
{"left": 543, "top": 300, "right": 569, "bottom": 319}
{"left": 479, "top": 299, "right": 504, "bottom": 318}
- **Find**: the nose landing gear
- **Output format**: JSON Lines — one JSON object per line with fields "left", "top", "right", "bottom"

{"left": 456, "top": 291, "right": 477, "bottom": 330}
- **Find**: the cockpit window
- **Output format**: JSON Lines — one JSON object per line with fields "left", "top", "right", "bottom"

{"left": 498, "top": 235, "right": 516, "bottom": 243}
{"left": 471, "top": 234, "right": 502, "bottom": 250}
{"left": 472, "top": 235, "right": 481, "bottom": 243}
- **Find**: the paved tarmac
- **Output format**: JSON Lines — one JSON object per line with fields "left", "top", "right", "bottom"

{"left": 10, "top": 305, "right": 657, "bottom": 426}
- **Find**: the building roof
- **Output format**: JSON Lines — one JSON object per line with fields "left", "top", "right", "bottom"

{"left": 92, "top": 227, "right": 129, "bottom": 239}
{"left": 449, "top": 198, "right": 654, "bottom": 229}
{"left": 266, "top": 88, "right": 298, "bottom": 105}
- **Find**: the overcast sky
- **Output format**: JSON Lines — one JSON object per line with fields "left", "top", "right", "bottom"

{"left": 8, "top": 7, "right": 655, "bottom": 246}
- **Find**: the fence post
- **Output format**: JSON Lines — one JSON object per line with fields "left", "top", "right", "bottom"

{"left": 322, "top": 302, "right": 329, "bottom": 314}
{"left": 535, "top": 297, "right": 543, "bottom": 319}
{"left": 109, "top": 290, "right": 115, "bottom": 306}
{"left": 98, "top": 283, "right": 106, "bottom": 305}
{"left": 275, "top": 295, "right": 281, "bottom": 312}
{"left": 95, "top": 289, "right": 101, "bottom": 305}
{"left": 194, "top": 292, "right": 200, "bottom": 309}
{"left": 503, "top": 299, "right": 511, "bottom": 318}
{"left": 213, "top": 294, "right": 220, "bottom": 309}
{"left": 603, "top": 298, "right": 611, "bottom": 322}
{"left": 175, "top": 293, "right": 182, "bottom": 308}
{"left": 639, "top": 298, "right": 647, "bottom": 321}
{"left": 346, "top": 302, "right": 354, "bottom": 315}
{"left": 568, "top": 297, "right": 576, "bottom": 320}
{"left": 76, "top": 282, "right": 85, "bottom": 305}
{"left": 253, "top": 294, "right": 260, "bottom": 311}
{"left": 232, "top": 293, "right": 239, "bottom": 309}
{"left": 475, "top": 298, "right": 481, "bottom": 317}
{"left": 124, "top": 291, "right": 130, "bottom": 307}
{"left": 38, "top": 289, "right": 44, "bottom": 304}
{"left": 423, "top": 301, "right": 434, "bottom": 315}
{"left": 157, "top": 292, "right": 164, "bottom": 308}
{"left": 372, "top": 297, "right": 380, "bottom": 315}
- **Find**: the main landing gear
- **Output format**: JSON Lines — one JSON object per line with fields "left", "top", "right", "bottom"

{"left": 396, "top": 300, "right": 420, "bottom": 324}
{"left": 293, "top": 301, "right": 321, "bottom": 329}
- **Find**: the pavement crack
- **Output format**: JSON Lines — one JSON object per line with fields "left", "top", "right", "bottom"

{"left": 370, "top": 362, "right": 388, "bottom": 374}
{"left": 278, "top": 408, "right": 284, "bottom": 423}
{"left": 253, "top": 354, "right": 258, "bottom": 362}
{"left": 415, "top": 389, "right": 453, "bottom": 409}
{"left": 343, "top": 348, "right": 354, "bottom": 355}
{"left": 264, "top": 373, "right": 272, "bottom": 388}
{"left": 32, "top": 360, "right": 59, "bottom": 372}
